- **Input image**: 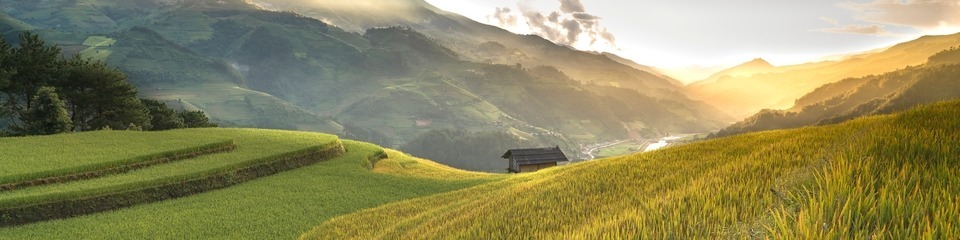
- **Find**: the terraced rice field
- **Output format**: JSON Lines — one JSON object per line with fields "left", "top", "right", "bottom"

{"left": 0, "top": 130, "right": 233, "bottom": 186}
{"left": 0, "top": 130, "right": 496, "bottom": 238}
{"left": 0, "top": 128, "right": 342, "bottom": 226}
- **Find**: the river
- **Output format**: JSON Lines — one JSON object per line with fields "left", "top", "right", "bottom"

{"left": 642, "top": 134, "right": 695, "bottom": 152}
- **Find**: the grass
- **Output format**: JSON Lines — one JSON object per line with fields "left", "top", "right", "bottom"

{"left": 373, "top": 149, "right": 498, "bottom": 181}
{"left": 81, "top": 36, "right": 116, "bottom": 47}
{"left": 0, "top": 130, "right": 232, "bottom": 185}
{"left": 767, "top": 102, "right": 960, "bottom": 238}
{"left": 79, "top": 36, "right": 115, "bottom": 61}
{"left": 0, "top": 141, "right": 497, "bottom": 239}
{"left": 302, "top": 100, "right": 960, "bottom": 239}
{"left": 0, "top": 128, "right": 339, "bottom": 209}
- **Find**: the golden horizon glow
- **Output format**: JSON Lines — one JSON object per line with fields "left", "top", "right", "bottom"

{"left": 425, "top": 0, "right": 959, "bottom": 83}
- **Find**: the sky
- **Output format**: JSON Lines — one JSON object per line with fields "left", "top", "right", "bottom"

{"left": 424, "top": 0, "right": 960, "bottom": 81}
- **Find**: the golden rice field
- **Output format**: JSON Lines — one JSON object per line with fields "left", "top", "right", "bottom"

{"left": 303, "top": 101, "right": 960, "bottom": 239}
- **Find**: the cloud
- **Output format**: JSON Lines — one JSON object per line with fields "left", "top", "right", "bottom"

{"left": 600, "top": 31, "right": 615, "bottom": 43}
{"left": 561, "top": 19, "right": 582, "bottom": 43}
{"left": 820, "top": 17, "right": 840, "bottom": 26}
{"left": 523, "top": 11, "right": 564, "bottom": 41}
{"left": 489, "top": 7, "right": 519, "bottom": 27}
{"left": 820, "top": 24, "right": 892, "bottom": 36}
{"left": 838, "top": 0, "right": 960, "bottom": 30}
{"left": 817, "top": 16, "right": 892, "bottom": 36}
{"left": 548, "top": 12, "right": 561, "bottom": 23}
{"left": 572, "top": 13, "right": 600, "bottom": 20}
{"left": 558, "top": 0, "right": 586, "bottom": 13}
{"left": 486, "top": 0, "right": 617, "bottom": 50}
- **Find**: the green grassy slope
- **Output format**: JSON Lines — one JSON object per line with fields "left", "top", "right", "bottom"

{"left": 0, "top": 140, "right": 497, "bottom": 239}
{"left": 0, "top": 130, "right": 231, "bottom": 186}
{"left": 0, "top": 11, "right": 34, "bottom": 34}
{"left": 303, "top": 100, "right": 960, "bottom": 239}
{"left": 0, "top": 128, "right": 338, "bottom": 210}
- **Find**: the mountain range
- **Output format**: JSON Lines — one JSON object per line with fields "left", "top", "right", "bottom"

{"left": 712, "top": 46, "right": 960, "bottom": 137}
{"left": 688, "top": 33, "right": 960, "bottom": 118}
{"left": 1, "top": 0, "right": 733, "bottom": 171}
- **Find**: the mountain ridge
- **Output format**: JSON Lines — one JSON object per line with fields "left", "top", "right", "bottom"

{"left": 688, "top": 32, "right": 960, "bottom": 118}
{"left": 711, "top": 46, "right": 960, "bottom": 138}
{"left": 691, "top": 57, "right": 776, "bottom": 86}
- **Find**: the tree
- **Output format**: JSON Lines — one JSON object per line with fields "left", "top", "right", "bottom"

{"left": 5, "top": 33, "right": 62, "bottom": 116}
{"left": 20, "top": 86, "right": 72, "bottom": 135}
{"left": 180, "top": 110, "right": 217, "bottom": 128}
{"left": 0, "top": 33, "right": 214, "bottom": 135}
{"left": 0, "top": 36, "right": 11, "bottom": 91}
{"left": 141, "top": 99, "right": 185, "bottom": 130}
{"left": 0, "top": 37, "right": 13, "bottom": 121}
{"left": 59, "top": 57, "right": 150, "bottom": 130}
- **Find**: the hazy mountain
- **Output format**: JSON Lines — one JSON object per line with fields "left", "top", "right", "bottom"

{"left": 712, "top": 47, "right": 960, "bottom": 138}
{"left": 601, "top": 52, "right": 684, "bottom": 87}
{"left": 1, "top": 0, "right": 732, "bottom": 170}
{"left": 245, "top": 0, "right": 724, "bottom": 109}
{"left": 692, "top": 58, "right": 777, "bottom": 86}
{"left": 689, "top": 33, "right": 960, "bottom": 118}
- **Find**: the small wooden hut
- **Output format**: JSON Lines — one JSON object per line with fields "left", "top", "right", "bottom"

{"left": 502, "top": 147, "right": 569, "bottom": 173}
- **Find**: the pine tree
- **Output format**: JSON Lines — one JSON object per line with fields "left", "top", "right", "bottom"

{"left": 59, "top": 57, "right": 150, "bottom": 130}
{"left": 0, "top": 37, "right": 12, "bottom": 121}
{"left": 5, "top": 33, "right": 62, "bottom": 115}
{"left": 142, "top": 99, "right": 185, "bottom": 130}
{"left": 21, "top": 86, "right": 72, "bottom": 135}
{"left": 180, "top": 110, "right": 218, "bottom": 128}
{"left": 0, "top": 37, "right": 10, "bottom": 91}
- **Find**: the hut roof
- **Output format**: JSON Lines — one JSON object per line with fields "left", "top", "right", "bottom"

{"left": 501, "top": 147, "right": 569, "bottom": 165}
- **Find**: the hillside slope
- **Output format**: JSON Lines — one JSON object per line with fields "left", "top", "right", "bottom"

{"left": 712, "top": 47, "right": 960, "bottom": 138}
{"left": 689, "top": 32, "right": 960, "bottom": 118}
{"left": 304, "top": 100, "right": 960, "bottom": 239}
{"left": 245, "top": 0, "right": 733, "bottom": 122}
{"left": 0, "top": 136, "right": 496, "bottom": 238}
{"left": 0, "top": 11, "right": 33, "bottom": 33}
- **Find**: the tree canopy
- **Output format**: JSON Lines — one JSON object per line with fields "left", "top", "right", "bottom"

{"left": 20, "top": 86, "right": 72, "bottom": 135}
{"left": 0, "top": 32, "right": 216, "bottom": 136}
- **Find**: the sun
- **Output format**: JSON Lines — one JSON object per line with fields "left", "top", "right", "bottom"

{"left": 923, "top": 21, "right": 960, "bottom": 35}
